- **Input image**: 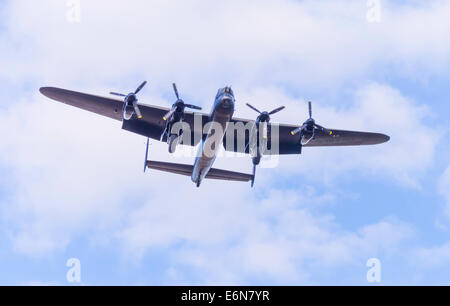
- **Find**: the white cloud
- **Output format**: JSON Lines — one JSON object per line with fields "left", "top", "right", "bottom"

{"left": 3, "top": 0, "right": 450, "bottom": 93}
{"left": 117, "top": 185, "right": 413, "bottom": 284}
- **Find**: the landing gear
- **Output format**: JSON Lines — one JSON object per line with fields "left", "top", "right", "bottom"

{"left": 168, "top": 134, "right": 178, "bottom": 154}
{"left": 251, "top": 156, "right": 261, "bottom": 188}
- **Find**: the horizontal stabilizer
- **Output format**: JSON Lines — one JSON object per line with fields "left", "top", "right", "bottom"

{"left": 146, "top": 160, "right": 254, "bottom": 182}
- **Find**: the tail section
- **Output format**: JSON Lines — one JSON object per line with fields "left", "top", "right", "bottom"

{"left": 146, "top": 160, "right": 254, "bottom": 183}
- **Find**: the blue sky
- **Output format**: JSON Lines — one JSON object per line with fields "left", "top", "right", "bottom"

{"left": 0, "top": 0, "right": 449, "bottom": 285}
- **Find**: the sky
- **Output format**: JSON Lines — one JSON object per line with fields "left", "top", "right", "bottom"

{"left": 0, "top": 0, "right": 449, "bottom": 285}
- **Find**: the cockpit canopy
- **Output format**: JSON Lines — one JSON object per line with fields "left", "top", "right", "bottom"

{"left": 217, "top": 86, "right": 234, "bottom": 98}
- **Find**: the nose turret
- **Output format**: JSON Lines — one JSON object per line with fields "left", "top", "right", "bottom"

{"left": 220, "top": 94, "right": 234, "bottom": 109}
{"left": 214, "top": 87, "right": 235, "bottom": 113}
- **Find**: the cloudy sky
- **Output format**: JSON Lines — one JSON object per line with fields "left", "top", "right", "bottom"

{"left": 0, "top": 0, "right": 449, "bottom": 285}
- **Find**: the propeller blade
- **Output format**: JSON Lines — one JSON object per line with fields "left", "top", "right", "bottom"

{"left": 135, "top": 81, "right": 147, "bottom": 94}
{"left": 163, "top": 108, "right": 176, "bottom": 121}
{"left": 172, "top": 83, "right": 180, "bottom": 100}
{"left": 262, "top": 122, "right": 268, "bottom": 139}
{"left": 144, "top": 138, "right": 150, "bottom": 173}
{"left": 308, "top": 101, "right": 312, "bottom": 119}
{"left": 246, "top": 103, "right": 262, "bottom": 114}
{"left": 291, "top": 126, "right": 302, "bottom": 136}
{"left": 110, "top": 92, "right": 127, "bottom": 97}
{"left": 185, "top": 104, "right": 202, "bottom": 110}
{"left": 268, "top": 106, "right": 285, "bottom": 115}
{"left": 133, "top": 101, "right": 143, "bottom": 119}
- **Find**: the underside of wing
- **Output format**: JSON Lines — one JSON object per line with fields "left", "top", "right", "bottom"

{"left": 223, "top": 119, "right": 303, "bottom": 155}
{"left": 301, "top": 129, "right": 390, "bottom": 147}
{"left": 41, "top": 87, "right": 390, "bottom": 154}
{"left": 40, "top": 87, "right": 208, "bottom": 146}
{"left": 40, "top": 87, "right": 125, "bottom": 121}
{"left": 146, "top": 160, "right": 254, "bottom": 182}
{"left": 223, "top": 118, "right": 390, "bottom": 155}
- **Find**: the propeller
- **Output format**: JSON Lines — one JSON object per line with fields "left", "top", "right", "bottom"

{"left": 110, "top": 81, "right": 147, "bottom": 120}
{"left": 291, "top": 101, "right": 333, "bottom": 144}
{"left": 163, "top": 83, "right": 202, "bottom": 122}
{"left": 246, "top": 103, "right": 285, "bottom": 139}
{"left": 246, "top": 103, "right": 285, "bottom": 188}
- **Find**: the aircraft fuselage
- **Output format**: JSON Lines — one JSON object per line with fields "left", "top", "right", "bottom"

{"left": 191, "top": 87, "right": 235, "bottom": 187}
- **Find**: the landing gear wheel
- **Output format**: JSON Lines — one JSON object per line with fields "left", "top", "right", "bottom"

{"left": 252, "top": 156, "right": 261, "bottom": 166}
{"left": 168, "top": 134, "right": 178, "bottom": 154}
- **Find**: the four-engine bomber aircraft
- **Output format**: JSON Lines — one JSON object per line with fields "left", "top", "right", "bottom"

{"left": 40, "top": 82, "right": 390, "bottom": 187}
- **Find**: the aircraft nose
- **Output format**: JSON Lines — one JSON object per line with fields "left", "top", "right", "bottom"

{"left": 220, "top": 96, "right": 233, "bottom": 108}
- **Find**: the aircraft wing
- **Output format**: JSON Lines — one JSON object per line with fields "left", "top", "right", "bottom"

{"left": 40, "top": 87, "right": 208, "bottom": 145}
{"left": 146, "top": 160, "right": 254, "bottom": 182}
{"left": 40, "top": 87, "right": 390, "bottom": 155}
{"left": 222, "top": 117, "right": 390, "bottom": 155}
